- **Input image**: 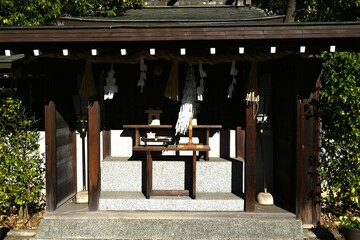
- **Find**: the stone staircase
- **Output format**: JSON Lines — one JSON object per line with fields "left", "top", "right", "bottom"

{"left": 99, "top": 156, "right": 245, "bottom": 211}
{"left": 35, "top": 156, "right": 304, "bottom": 239}
{"left": 36, "top": 204, "right": 304, "bottom": 240}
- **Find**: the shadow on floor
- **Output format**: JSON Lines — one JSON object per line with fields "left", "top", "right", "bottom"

{"left": 308, "top": 225, "right": 344, "bottom": 240}
{"left": 0, "top": 227, "right": 10, "bottom": 240}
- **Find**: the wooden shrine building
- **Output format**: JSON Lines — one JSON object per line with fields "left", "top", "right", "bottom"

{"left": 1, "top": 0, "right": 360, "bottom": 228}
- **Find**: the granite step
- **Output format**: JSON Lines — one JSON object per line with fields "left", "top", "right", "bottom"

{"left": 99, "top": 191, "right": 244, "bottom": 211}
{"left": 35, "top": 203, "right": 304, "bottom": 240}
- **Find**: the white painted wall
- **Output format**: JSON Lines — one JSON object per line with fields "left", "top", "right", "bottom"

{"left": 76, "top": 133, "right": 88, "bottom": 192}
{"left": 39, "top": 131, "right": 46, "bottom": 157}
{"left": 110, "top": 130, "right": 133, "bottom": 157}
{"left": 109, "top": 129, "right": 236, "bottom": 158}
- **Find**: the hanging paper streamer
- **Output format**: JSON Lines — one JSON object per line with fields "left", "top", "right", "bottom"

{"left": 104, "top": 63, "right": 118, "bottom": 100}
{"left": 175, "top": 64, "right": 197, "bottom": 135}
{"left": 245, "top": 62, "right": 260, "bottom": 104}
{"left": 197, "top": 63, "right": 206, "bottom": 101}
{"left": 137, "top": 57, "right": 147, "bottom": 93}
{"left": 227, "top": 61, "right": 238, "bottom": 98}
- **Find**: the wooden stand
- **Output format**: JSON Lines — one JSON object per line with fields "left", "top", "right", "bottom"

{"left": 188, "top": 117, "right": 193, "bottom": 145}
{"left": 123, "top": 124, "right": 221, "bottom": 160}
{"left": 133, "top": 145, "right": 210, "bottom": 199}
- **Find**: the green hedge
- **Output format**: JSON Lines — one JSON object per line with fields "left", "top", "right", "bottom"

{"left": 318, "top": 52, "right": 360, "bottom": 216}
{"left": 0, "top": 89, "right": 45, "bottom": 220}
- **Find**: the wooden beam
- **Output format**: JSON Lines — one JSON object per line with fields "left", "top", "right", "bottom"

{"left": 44, "top": 100, "right": 56, "bottom": 211}
{"left": 88, "top": 100, "right": 100, "bottom": 211}
{"left": 1, "top": 23, "right": 360, "bottom": 43}
{"left": 245, "top": 103, "right": 256, "bottom": 212}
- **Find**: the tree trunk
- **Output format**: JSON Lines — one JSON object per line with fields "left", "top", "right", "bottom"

{"left": 285, "top": 0, "right": 296, "bottom": 22}
{"left": 18, "top": 205, "right": 24, "bottom": 219}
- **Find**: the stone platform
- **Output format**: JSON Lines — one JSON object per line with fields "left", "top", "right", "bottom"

{"left": 101, "top": 157, "right": 240, "bottom": 192}
{"left": 35, "top": 156, "right": 303, "bottom": 239}
{"left": 35, "top": 201, "right": 304, "bottom": 240}
{"left": 100, "top": 157, "right": 244, "bottom": 211}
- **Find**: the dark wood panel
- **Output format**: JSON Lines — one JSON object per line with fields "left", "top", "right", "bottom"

{"left": 56, "top": 145, "right": 72, "bottom": 161}
{"left": 56, "top": 178, "right": 75, "bottom": 205}
{"left": 296, "top": 97, "right": 320, "bottom": 225}
{"left": 56, "top": 155, "right": 72, "bottom": 167}
{"left": 1, "top": 23, "right": 360, "bottom": 43}
{"left": 55, "top": 111, "right": 75, "bottom": 207}
{"left": 56, "top": 159, "right": 74, "bottom": 185}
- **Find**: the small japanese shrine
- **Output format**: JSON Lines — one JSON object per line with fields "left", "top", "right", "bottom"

{"left": 1, "top": 1, "right": 360, "bottom": 238}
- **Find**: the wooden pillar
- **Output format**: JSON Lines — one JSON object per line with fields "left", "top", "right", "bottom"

{"left": 88, "top": 100, "right": 101, "bottom": 211}
{"left": 245, "top": 103, "right": 256, "bottom": 212}
{"left": 44, "top": 100, "right": 57, "bottom": 211}
{"left": 236, "top": 127, "right": 245, "bottom": 159}
{"left": 103, "top": 130, "right": 111, "bottom": 159}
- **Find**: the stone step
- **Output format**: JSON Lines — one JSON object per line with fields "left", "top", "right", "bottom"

{"left": 99, "top": 191, "right": 244, "bottom": 211}
{"left": 101, "top": 157, "right": 243, "bottom": 193}
{"left": 36, "top": 203, "right": 304, "bottom": 240}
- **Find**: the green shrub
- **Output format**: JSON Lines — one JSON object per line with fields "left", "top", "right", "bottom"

{"left": 318, "top": 52, "right": 360, "bottom": 217}
{"left": 340, "top": 215, "right": 360, "bottom": 230}
{"left": 0, "top": 88, "right": 45, "bottom": 221}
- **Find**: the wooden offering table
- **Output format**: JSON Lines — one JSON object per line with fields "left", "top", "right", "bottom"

{"left": 123, "top": 124, "right": 173, "bottom": 146}
{"left": 133, "top": 144, "right": 210, "bottom": 199}
{"left": 123, "top": 124, "right": 221, "bottom": 160}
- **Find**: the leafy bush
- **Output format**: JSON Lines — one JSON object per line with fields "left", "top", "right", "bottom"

{"left": 340, "top": 215, "right": 360, "bottom": 230}
{"left": 317, "top": 52, "right": 360, "bottom": 217}
{"left": 0, "top": 88, "right": 45, "bottom": 222}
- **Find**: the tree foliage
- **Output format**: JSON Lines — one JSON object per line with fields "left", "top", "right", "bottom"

{"left": 0, "top": 88, "right": 45, "bottom": 221}
{"left": 0, "top": 0, "right": 143, "bottom": 26}
{"left": 301, "top": 0, "right": 360, "bottom": 21}
{"left": 253, "top": 0, "right": 289, "bottom": 16}
{"left": 61, "top": 0, "right": 143, "bottom": 18}
{"left": 253, "top": 0, "right": 360, "bottom": 21}
{"left": 317, "top": 52, "right": 360, "bottom": 216}
{"left": 0, "top": 0, "right": 62, "bottom": 26}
